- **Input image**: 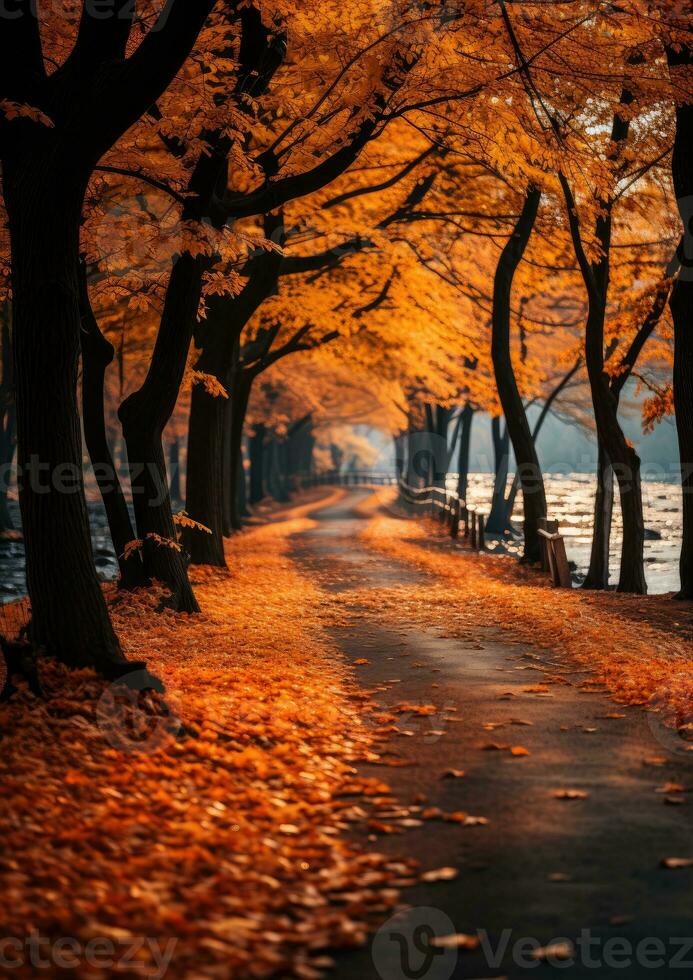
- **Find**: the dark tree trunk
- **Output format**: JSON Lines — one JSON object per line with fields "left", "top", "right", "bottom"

{"left": 672, "top": 273, "right": 693, "bottom": 598}
{"left": 405, "top": 422, "right": 420, "bottom": 488}
{"left": 184, "top": 382, "right": 227, "bottom": 567}
{"left": 456, "top": 404, "right": 474, "bottom": 502}
{"left": 491, "top": 187, "right": 547, "bottom": 563}
{"left": 487, "top": 416, "right": 511, "bottom": 534}
{"left": 79, "top": 269, "right": 147, "bottom": 589}
{"left": 118, "top": 251, "right": 204, "bottom": 611}
{"left": 249, "top": 424, "right": 267, "bottom": 505}
{"left": 394, "top": 432, "right": 406, "bottom": 482}
{"left": 237, "top": 446, "right": 249, "bottom": 518}
{"left": 266, "top": 441, "right": 281, "bottom": 501}
{"left": 0, "top": 306, "right": 16, "bottom": 534}
{"left": 584, "top": 307, "right": 646, "bottom": 594}
{"left": 432, "top": 405, "right": 452, "bottom": 489}
{"left": 560, "top": 85, "right": 646, "bottom": 594}
{"left": 121, "top": 415, "right": 199, "bottom": 611}
{"left": 4, "top": 164, "right": 128, "bottom": 669}
{"left": 582, "top": 441, "right": 614, "bottom": 590}
{"left": 227, "top": 376, "right": 252, "bottom": 530}
{"left": 222, "top": 396, "right": 234, "bottom": 536}
{"left": 0, "top": 416, "right": 14, "bottom": 534}
{"left": 506, "top": 359, "right": 582, "bottom": 523}
{"left": 169, "top": 437, "right": 181, "bottom": 505}
{"left": 667, "top": 42, "right": 693, "bottom": 598}
{"left": 272, "top": 440, "right": 291, "bottom": 502}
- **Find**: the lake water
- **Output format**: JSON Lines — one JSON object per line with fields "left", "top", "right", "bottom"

{"left": 459, "top": 472, "right": 682, "bottom": 594}
{"left": 0, "top": 474, "right": 684, "bottom": 604}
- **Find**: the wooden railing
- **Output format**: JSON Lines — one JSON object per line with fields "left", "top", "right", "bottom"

{"left": 298, "top": 471, "right": 398, "bottom": 488}
{"left": 297, "top": 471, "right": 572, "bottom": 589}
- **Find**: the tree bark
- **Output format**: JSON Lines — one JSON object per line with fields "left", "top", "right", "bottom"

{"left": 249, "top": 424, "right": 267, "bottom": 506}
{"left": 79, "top": 268, "right": 147, "bottom": 590}
{"left": 184, "top": 381, "right": 227, "bottom": 567}
{"left": 584, "top": 300, "right": 646, "bottom": 593}
{"left": 226, "top": 375, "right": 253, "bottom": 530}
{"left": 672, "top": 277, "right": 693, "bottom": 597}
{"left": 487, "top": 416, "right": 511, "bottom": 534}
{"left": 169, "top": 437, "right": 182, "bottom": 505}
{"left": 582, "top": 441, "right": 614, "bottom": 589}
{"left": 4, "top": 165, "right": 129, "bottom": 670}
{"left": 456, "top": 404, "right": 474, "bottom": 502}
{"left": 118, "top": 250, "right": 204, "bottom": 611}
{"left": 667, "top": 42, "right": 693, "bottom": 598}
{"left": 0, "top": 306, "right": 16, "bottom": 533}
{"left": 237, "top": 445, "right": 250, "bottom": 518}
{"left": 559, "top": 81, "right": 647, "bottom": 594}
{"left": 491, "top": 187, "right": 547, "bottom": 563}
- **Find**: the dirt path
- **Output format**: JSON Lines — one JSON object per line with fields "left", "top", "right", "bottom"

{"left": 291, "top": 492, "right": 693, "bottom": 980}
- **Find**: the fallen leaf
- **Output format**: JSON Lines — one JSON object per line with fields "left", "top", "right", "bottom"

{"left": 430, "top": 933, "right": 480, "bottom": 950}
{"left": 661, "top": 857, "right": 693, "bottom": 869}
{"left": 421, "top": 867, "right": 459, "bottom": 882}
{"left": 530, "top": 942, "right": 575, "bottom": 961}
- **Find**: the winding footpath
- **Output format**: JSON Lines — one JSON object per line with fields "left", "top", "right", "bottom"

{"left": 291, "top": 491, "right": 693, "bottom": 980}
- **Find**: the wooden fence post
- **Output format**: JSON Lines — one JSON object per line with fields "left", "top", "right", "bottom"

{"left": 451, "top": 499, "right": 460, "bottom": 539}
{"left": 477, "top": 513, "right": 485, "bottom": 551}
{"left": 552, "top": 535, "right": 572, "bottom": 588}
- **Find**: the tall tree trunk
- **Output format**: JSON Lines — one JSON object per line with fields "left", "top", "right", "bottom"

{"left": 249, "top": 424, "right": 266, "bottom": 506}
{"left": 169, "top": 437, "right": 181, "bottom": 504}
{"left": 121, "top": 415, "right": 199, "bottom": 611}
{"left": 432, "top": 405, "right": 452, "bottom": 489}
{"left": 394, "top": 432, "right": 406, "bottom": 482}
{"left": 118, "top": 251, "right": 204, "bottom": 611}
{"left": 0, "top": 412, "right": 15, "bottom": 534}
{"left": 4, "top": 165, "right": 128, "bottom": 670}
{"left": 222, "top": 396, "right": 234, "bottom": 536}
{"left": 272, "top": 440, "right": 291, "bottom": 503}
{"left": 79, "top": 269, "right": 147, "bottom": 590}
{"left": 487, "top": 416, "right": 511, "bottom": 534}
{"left": 559, "top": 83, "right": 646, "bottom": 594}
{"left": 672, "top": 270, "right": 693, "bottom": 598}
{"left": 457, "top": 404, "right": 474, "bottom": 502}
{"left": 667, "top": 42, "right": 693, "bottom": 598}
{"left": 237, "top": 446, "right": 249, "bottom": 518}
{"left": 506, "top": 359, "right": 582, "bottom": 523}
{"left": 405, "top": 421, "right": 420, "bottom": 488}
{"left": 491, "top": 186, "right": 547, "bottom": 563}
{"left": 227, "top": 375, "right": 252, "bottom": 530}
{"left": 0, "top": 306, "right": 16, "bottom": 534}
{"left": 584, "top": 305, "right": 646, "bottom": 593}
{"left": 184, "top": 382, "right": 227, "bottom": 567}
{"left": 582, "top": 441, "right": 614, "bottom": 589}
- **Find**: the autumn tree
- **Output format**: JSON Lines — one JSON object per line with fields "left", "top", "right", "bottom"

{"left": 0, "top": 0, "right": 225, "bottom": 670}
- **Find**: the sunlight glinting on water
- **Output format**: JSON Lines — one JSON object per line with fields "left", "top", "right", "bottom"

{"left": 448, "top": 473, "right": 682, "bottom": 594}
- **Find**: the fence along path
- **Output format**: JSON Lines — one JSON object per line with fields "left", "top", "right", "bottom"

{"left": 298, "top": 471, "right": 572, "bottom": 589}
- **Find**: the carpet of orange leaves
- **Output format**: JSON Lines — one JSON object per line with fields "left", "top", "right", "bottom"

{"left": 0, "top": 495, "right": 410, "bottom": 979}
{"left": 358, "top": 495, "right": 693, "bottom": 729}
